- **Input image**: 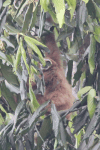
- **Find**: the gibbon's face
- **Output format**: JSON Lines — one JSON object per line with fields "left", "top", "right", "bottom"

{"left": 40, "top": 59, "right": 52, "bottom": 71}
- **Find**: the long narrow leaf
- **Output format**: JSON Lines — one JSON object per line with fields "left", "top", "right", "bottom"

{"left": 20, "top": 39, "right": 29, "bottom": 74}
{"left": 24, "top": 36, "right": 46, "bottom": 65}
{"left": 14, "top": 44, "right": 21, "bottom": 72}
{"left": 88, "top": 35, "right": 96, "bottom": 74}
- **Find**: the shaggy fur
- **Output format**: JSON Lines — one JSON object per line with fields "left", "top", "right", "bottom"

{"left": 32, "top": 32, "right": 74, "bottom": 119}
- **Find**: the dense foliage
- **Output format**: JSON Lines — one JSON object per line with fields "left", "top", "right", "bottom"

{"left": 0, "top": 0, "right": 100, "bottom": 150}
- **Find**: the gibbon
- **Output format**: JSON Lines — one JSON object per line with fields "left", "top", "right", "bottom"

{"left": 31, "top": 28, "right": 74, "bottom": 119}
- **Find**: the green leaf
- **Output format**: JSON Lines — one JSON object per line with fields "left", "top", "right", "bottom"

{"left": 0, "top": 51, "right": 7, "bottom": 60}
{"left": 57, "top": 27, "right": 74, "bottom": 42}
{"left": 54, "top": 27, "right": 60, "bottom": 47}
{"left": 67, "top": 60, "right": 73, "bottom": 84}
{"left": 14, "top": 44, "right": 21, "bottom": 72}
{"left": 73, "top": 61, "right": 84, "bottom": 86}
{"left": 37, "top": 116, "right": 52, "bottom": 149}
{"left": 0, "top": 104, "right": 7, "bottom": 114}
{"left": 1, "top": 37, "right": 15, "bottom": 48}
{"left": 51, "top": 103, "right": 60, "bottom": 138}
{"left": 88, "top": 35, "right": 96, "bottom": 74}
{"left": 66, "top": 37, "right": 70, "bottom": 49}
{"left": 5, "top": 82, "right": 20, "bottom": 94}
{"left": 52, "top": 0, "right": 65, "bottom": 28}
{"left": 20, "top": 39, "right": 30, "bottom": 74}
{"left": 24, "top": 36, "right": 46, "bottom": 66}
{"left": 77, "top": 86, "right": 92, "bottom": 99}
{"left": 24, "top": 35, "right": 46, "bottom": 47}
{"left": 94, "top": 25, "right": 100, "bottom": 43}
{"left": 86, "top": 0, "right": 95, "bottom": 18}
{"left": 6, "top": 54, "right": 13, "bottom": 64}
{"left": 86, "top": 15, "right": 94, "bottom": 32}
{"left": 68, "top": 39, "right": 80, "bottom": 54}
{"left": 77, "top": 2, "right": 87, "bottom": 38}
{"left": 15, "top": 0, "right": 27, "bottom": 18}
{"left": 92, "top": 0, "right": 100, "bottom": 19}
{"left": 1, "top": 82, "right": 17, "bottom": 111}
{"left": 82, "top": 0, "right": 89, "bottom": 3}
{"left": 59, "top": 121, "right": 68, "bottom": 148}
{"left": 30, "top": 5, "right": 37, "bottom": 30}
{"left": 40, "top": 0, "right": 50, "bottom": 12}
{"left": 75, "top": 131, "right": 83, "bottom": 147}
{"left": 5, "top": 113, "right": 14, "bottom": 124}
{"left": 29, "top": 100, "right": 50, "bottom": 127}
{"left": 94, "top": 0, "right": 100, "bottom": 5}
{"left": 87, "top": 89, "right": 96, "bottom": 119}
{"left": 3, "top": 0, "right": 11, "bottom": 7}
{"left": 40, "top": 0, "right": 57, "bottom": 23}
{"left": 80, "top": 71, "right": 86, "bottom": 88}
{"left": 0, "top": 114, "right": 4, "bottom": 125}
{"left": 22, "top": 3, "right": 33, "bottom": 33}
{"left": 83, "top": 102, "right": 100, "bottom": 140}
{"left": 66, "top": 0, "right": 76, "bottom": 20}
{"left": 29, "top": 80, "right": 40, "bottom": 111}
{"left": 11, "top": 101, "right": 25, "bottom": 133}
{"left": 48, "top": 9, "right": 57, "bottom": 23}
{"left": 4, "top": 24, "right": 19, "bottom": 35}
{"left": 54, "top": 139, "right": 58, "bottom": 149}
{"left": 1, "top": 64, "right": 19, "bottom": 86}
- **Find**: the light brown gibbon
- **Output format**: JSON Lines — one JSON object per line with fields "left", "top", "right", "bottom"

{"left": 31, "top": 29, "right": 74, "bottom": 119}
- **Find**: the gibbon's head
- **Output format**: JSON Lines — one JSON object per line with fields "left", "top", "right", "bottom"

{"left": 40, "top": 58, "right": 58, "bottom": 72}
{"left": 40, "top": 58, "right": 52, "bottom": 70}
